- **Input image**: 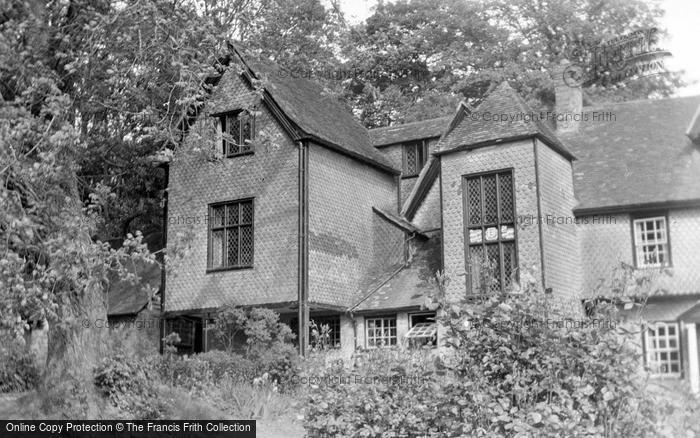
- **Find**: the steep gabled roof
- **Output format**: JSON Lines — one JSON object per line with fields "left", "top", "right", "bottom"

{"left": 230, "top": 45, "right": 399, "bottom": 174}
{"left": 369, "top": 116, "right": 451, "bottom": 147}
{"left": 436, "top": 82, "right": 575, "bottom": 160}
{"left": 563, "top": 95, "right": 700, "bottom": 213}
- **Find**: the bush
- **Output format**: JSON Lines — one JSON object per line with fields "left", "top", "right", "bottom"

{"left": 305, "top": 280, "right": 666, "bottom": 437}
{"left": 94, "top": 354, "right": 165, "bottom": 419}
{"left": 0, "top": 341, "right": 41, "bottom": 393}
{"left": 210, "top": 305, "right": 296, "bottom": 355}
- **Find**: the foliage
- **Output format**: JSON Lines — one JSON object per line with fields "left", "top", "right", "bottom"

{"left": 309, "top": 319, "right": 332, "bottom": 351}
{"left": 211, "top": 305, "right": 296, "bottom": 355}
{"left": 305, "top": 270, "right": 670, "bottom": 437}
{"left": 339, "top": 0, "right": 684, "bottom": 126}
{"left": 0, "top": 341, "right": 41, "bottom": 393}
{"left": 93, "top": 354, "right": 165, "bottom": 419}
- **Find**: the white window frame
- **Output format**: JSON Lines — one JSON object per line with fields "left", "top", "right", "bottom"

{"left": 644, "top": 321, "right": 681, "bottom": 377}
{"left": 405, "top": 313, "right": 437, "bottom": 348}
{"left": 633, "top": 216, "right": 669, "bottom": 268}
{"left": 365, "top": 316, "right": 397, "bottom": 348}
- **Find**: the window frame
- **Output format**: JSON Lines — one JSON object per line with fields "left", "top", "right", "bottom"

{"left": 462, "top": 168, "right": 518, "bottom": 294}
{"left": 206, "top": 198, "right": 255, "bottom": 272}
{"left": 219, "top": 109, "right": 256, "bottom": 157}
{"left": 631, "top": 213, "right": 672, "bottom": 268}
{"left": 310, "top": 315, "right": 342, "bottom": 350}
{"left": 405, "top": 312, "right": 437, "bottom": 348}
{"left": 365, "top": 315, "right": 398, "bottom": 348}
{"left": 402, "top": 140, "right": 429, "bottom": 178}
{"left": 643, "top": 321, "right": 682, "bottom": 378}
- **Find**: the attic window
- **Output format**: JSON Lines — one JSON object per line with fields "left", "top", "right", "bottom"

{"left": 220, "top": 110, "right": 255, "bottom": 157}
{"left": 403, "top": 140, "right": 428, "bottom": 177}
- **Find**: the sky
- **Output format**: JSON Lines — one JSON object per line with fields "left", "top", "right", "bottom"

{"left": 336, "top": 0, "right": 700, "bottom": 97}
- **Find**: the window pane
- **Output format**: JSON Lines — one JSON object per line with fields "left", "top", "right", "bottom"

{"left": 486, "top": 243, "right": 501, "bottom": 292}
{"left": 240, "top": 226, "right": 253, "bottom": 265}
{"left": 240, "top": 201, "right": 253, "bottom": 224}
{"left": 469, "top": 229, "right": 483, "bottom": 244}
{"left": 227, "top": 115, "right": 241, "bottom": 154}
{"left": 241, "top": 114, "right": 252, "bottom": 142}
{"left": 405, "top": 144, "right": 417, "bottom": 174}
{"left": 212, "top": 206, "right": 225, "bottom": 227}
{"left": 498, "top": 172, "right": 514, "bottom": 222}
{"left": 503, "top": 241, "right": 516, "bottom": 288}
{"left": 226, "top": 203, "right": 239, "bottom": 225}
{"left": 467, "top": 178, "right": 482, "bottom": 225}
{"left": 227, "top": 227, "right": 239, "bottom": 266}
{"left": 483, "top": 175, "right": 498, "bottom": 224}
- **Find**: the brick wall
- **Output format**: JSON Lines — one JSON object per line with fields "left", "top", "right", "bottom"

{"left": 307, "top": 143, "right": 404, "bottom": 308}
{"left": 440, "top": 140, "right": 543, "bottom": 301}
{"left": 535, "top": 140, "right": 583, "bottom": 312}
{"left": 165, "top": 70, "right": 299, "bottom": 313}
{"left": 578, "top": 207, "right": 700, "bottom": 297}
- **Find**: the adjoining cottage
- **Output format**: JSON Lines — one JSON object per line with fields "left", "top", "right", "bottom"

{"left": 162, "top": 45, "right": 700, "bottom": 392}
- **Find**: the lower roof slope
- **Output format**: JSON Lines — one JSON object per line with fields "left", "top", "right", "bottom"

{"left": 562, "top": 95, "right": 700, "bottom": 212}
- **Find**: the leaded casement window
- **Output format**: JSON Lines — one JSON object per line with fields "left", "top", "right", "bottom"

{"left": 644, "top": 321, "right": 681, "bottom": 376}
{"left": 403, "top": 140, "right": 428, "bottom": 177}
{"left": 405, "top": 313, "right": 437, "bottom": 348}
{"left": 366, "top": 316, "right": 397, "bottom": 348}
{"left": 633, "top": 216, "right": 670, "bottom": 267}
{"left": 208, "top": 199, "right": 254, "bottom": 270}
{"left": 464, "top": 170, "right": 517, "bottom": 293}
{"left": 310, "top": 316, "right": 341, "bottom": 349}
{"left": 220, "top": 110, "right": 255, "bottom": 157}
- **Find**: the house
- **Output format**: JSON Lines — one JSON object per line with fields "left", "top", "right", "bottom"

{"left": 163, "top": 47, "right": 700, "bottom": 391}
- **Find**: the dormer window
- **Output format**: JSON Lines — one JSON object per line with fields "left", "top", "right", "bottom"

{"left": 220, "top": 110, "right": 255, "bottom": 157}
{"left": 403, "top": 140, "right": 428, "bottom": 177}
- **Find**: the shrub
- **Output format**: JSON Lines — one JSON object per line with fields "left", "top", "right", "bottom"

{"left": 305, "top": 275, "right": 666, "bottom": 437}
{"left": 210, "top": 305, "right": 296, "bottom": 356}
{"left": 0, "top": 341, "right": 41, "bottom": 393}
{"left": 94, "top": 354, "right": 165, "bottom": 419}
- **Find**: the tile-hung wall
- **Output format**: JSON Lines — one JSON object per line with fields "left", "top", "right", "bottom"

{"left": 166, "top": 70, "right": 299, "bottom": 313}
{"left": 307, "top": 142, "right": 404, "bottom": 308}
{"left": 440, "top": 140, "right": 543, "bottom": 302}
{"left": 578, "top": 207, "right": 700, "bottom": 297}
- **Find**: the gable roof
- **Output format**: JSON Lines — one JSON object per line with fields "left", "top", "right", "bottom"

{"left": 436, "top": 82, "right": 575, "bottom": 160}
{"left": 369, "top": 116, "right": 451, "bottom": 147}
{"left": 229, "top": 45, "right": 399, "bottom": 174}
{"left": 563, "top": 95, "right": 700, "bottom": 213}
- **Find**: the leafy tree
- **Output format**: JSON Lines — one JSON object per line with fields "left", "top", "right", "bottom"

{"left": 340, "top": 0, "right": 684, "bottom": 126}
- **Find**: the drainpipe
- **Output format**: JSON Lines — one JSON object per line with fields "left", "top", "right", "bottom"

{"left": 297, "top": 140, "right": 310, "bottom": 356}
{"left": 159, "top": 163, "right": 169, "bottom": 355}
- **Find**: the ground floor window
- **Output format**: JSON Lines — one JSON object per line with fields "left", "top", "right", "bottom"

{"left": 405, "top": 313, "right": 437, "bottom": 348}
{"left": 164, "top": 317, "right": 203, "bottom": 354}
{"left": 366, "top": 315, "right": 397, "bottom": 348}
{"left": 289, "top": 315, "right": 341, "bottom": 350}
{"left": 644, "top": 321, "right": 681, "bottom": 376}
{"left": 310, "top": 315, "right": 341, "bottom": 349}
